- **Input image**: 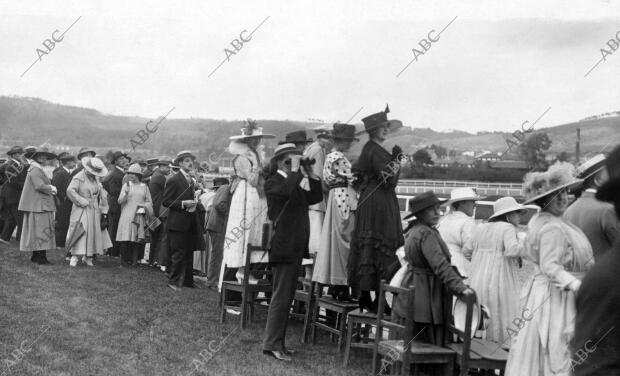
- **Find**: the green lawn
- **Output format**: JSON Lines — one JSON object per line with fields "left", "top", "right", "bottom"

{"left": 0, "top": 241, "right": 371, "bottom": 376}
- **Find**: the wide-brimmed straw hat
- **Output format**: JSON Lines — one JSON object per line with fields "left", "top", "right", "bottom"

{"left": 313, "top": 124, "right": 332, "bottom": 139}
{"left": 488, "top": 197, "right": 528, "bottom": 220}
{"left": 278, "top": 130, "right": 313, "bottom": 145}
{"left": 83, "top": 157, "right": 108, "bottom": 177}
{"left": 453, "top": 292, "right": 486, "bottom": 339}
{"left": 332, "top": 123, "right": 359, "bottom": 141}
{"left": 357, "top": 105, "right": 403, "bottom": 136}
{"left": 446, "top": 187, "right": 486, "bottom": 206}
{"left": 403, "top": 191, "right": 446, "bottom": 220}
{"left": 229, "top": 119, "right": 275, "bottom": 140}
{"left": 31, "top": 147, "right": 58, "bottom": 161}
{"left": 522, "top": 162, "right": 583, "bottom": 205}
{"left": 273, "top": 143, "right": 303, "bottom": 159}
{"left": 126, "top": 163, "right": 143, "bottom": 177}
{"left": 597, "top": 144, "right": 620, "bottom": 203}
{"left": 575, "top": 154, "right": 606, "bottom": 180}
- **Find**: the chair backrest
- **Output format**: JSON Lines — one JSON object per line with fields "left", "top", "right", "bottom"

{"left": 374, "top": 280, "right": 416, "bottom": 374}
{"left": 447, "top": 291, "right": 476, "bottom": 374}
{"left": 240, "top": 244, "right": 270, "bottom": 286}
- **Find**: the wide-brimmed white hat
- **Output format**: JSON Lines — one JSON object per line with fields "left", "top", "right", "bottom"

{"left": 522, "top": 162, "right": 583, "bottom": 205}
{"left": 488, "top": 197, "right": 527, "bottom": 220}
{"left": 575, "top": 154, "right": 606, "bottom": 180}
{"left": 229, "top": 119, "right": 275, "bottom": 140}
{"left": 82, "top": 157, "right": 108, "bottom": 177}
{"left": 453, "top": 293, "right": 481, "bottom": 339}
{"left": 126, "top": 163, "right": 143, "bottom": 176}
{"left": 446, "top": 187, "right": 486, "bottom": 205}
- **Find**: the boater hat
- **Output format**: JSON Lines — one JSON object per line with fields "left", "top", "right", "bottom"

{"left": 446, "top": 187, "right": 486, "bottom": 205}
{"left": 575, "top": 154, "right": 606, "bottom": 180}
{"left": 488, "top": 197, "right": 527, "bottom": 220}
{"left": 278, "top": 130, "right": 313, "bottom": 145}
{"left": 156, "top": 156, "right": 172, "bottom": 165}
{"left": 403, "top": 191, "right": 447, "bottom": 220}
{"left": 357, "top": 105, "right": 403, "bottom": 136}
{"left": 146, "top": 158, "right": 159, "bottom": 166}
{"left": 522, "top": 162, "right": 583, "bottom": 205}
{"left": 57, "top": 152, "right": 76, "bottom": 162}
{"left": 229, "top": 119, "right": 275, "bottom": 140}
{"left": 313, "top": 124, "right": 332, "bottom": 139}
{"left": 82, "top": 157, "right": 108, "bottom": 177}
{"left": 273, "top": 143, "right": 303, "bottom": 159}
{"left": 597, "top": 144, "right": 620, "bottom": 203}
{"left": 175, "top": 150, "right": 196, "bottom": 163}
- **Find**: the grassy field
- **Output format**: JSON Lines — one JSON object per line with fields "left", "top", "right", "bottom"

{"left": 0, "top": 241, "right": 372, "bottom": 376}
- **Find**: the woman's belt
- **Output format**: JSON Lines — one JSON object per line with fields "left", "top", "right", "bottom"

{"left": 328, "top": 182, "right": 348, "bottom": 189}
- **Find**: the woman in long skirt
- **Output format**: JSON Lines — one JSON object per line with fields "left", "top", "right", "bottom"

{"left": 312, "top": 123, "right": 358, "bottom": 300}
{"left": 18, "top": 148, "right": 58, "bottom": 264}
{"left": 116, "top": 163, "right": 153, "bottom": 267}
{"left": 66, "top": 157, "right": 113, "bottom": 267}
{"left": 465, "top": 196, "right": 525, "bottom": 344}
{"left": 349, "top": 107, "right": 404, "bottom": 312}
{"left": 221, "top": 121, "right": 274, "bottom": 285}
{"left": 505, "top": 163, "right": 594, "bottom": 375}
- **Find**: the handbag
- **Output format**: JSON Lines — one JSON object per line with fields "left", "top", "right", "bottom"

{"left": 261, "top": 200, "right": 289, "bottom": 251}
{"left": 100, "top": 214, "right": 109, "bottom": 230}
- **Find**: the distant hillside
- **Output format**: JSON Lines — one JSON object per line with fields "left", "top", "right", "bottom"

{"left": 1, "top": 96, "right": 619, "bottom": 160}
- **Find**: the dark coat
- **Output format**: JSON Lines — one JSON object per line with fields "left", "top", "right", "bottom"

{"left": 0, "top": 160, "right": 28, "bottom": 206}
{"left": 52, "top": 167, "right": 72, "bottom": 204}
{"left": 393, "top": 223, "right": 467, "bottom": 324}
{"left": 148, "top": 169, "right": 167, "bottom": 217}
{"left": 52, "top": 167, "right": 73, "bottom": 246}
{"left": 70, "top": 164, "right": 83, "bottom": 178}
{"left": 205, "top": 184, "right": 231, "bottom": 234}
{"left": 102, "top": 167, "right": 124, "bottom": 214}
{"left": 264, "top": 171, "right": 323, "bottom": 264}
{"left": 574, "top": 239, "right": 620, "bottom": 375}
{"left": 161, "top": 171, "right": 205, "bottom": 250}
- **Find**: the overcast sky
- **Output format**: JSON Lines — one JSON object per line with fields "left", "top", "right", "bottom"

{"left": 1, "top": 0, "right": 619, "bottom": 132}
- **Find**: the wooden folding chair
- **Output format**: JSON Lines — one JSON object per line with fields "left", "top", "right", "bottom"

{"left": 219, "top": 244, "right": 272, "bottom": 329}
{"left": 310, "top": 282, "right": 358, "bottom": 350}
{"left": 372, "top": 281, "right": 455, "bottom": 376}
{"left": 446, "top": 291, "right": 508, "bottom": 376}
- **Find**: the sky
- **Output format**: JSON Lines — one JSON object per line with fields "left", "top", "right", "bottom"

{"left": 1, "top": 0, "right": 619, "bottom": 133}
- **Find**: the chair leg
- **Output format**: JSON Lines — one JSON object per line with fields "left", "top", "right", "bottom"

{"left": 310, "top": 302, "right": 319, "bottom": 345}
{"left": 301, "top": 298, "right": 312, "bottom": 344}
{"left": 338, "top": 312, "right": 346, "bottom": 351}
{"left": 241, "top": 289, "right": 248, "bottom": 329}
{"left": 343, "top": 318, "right": 355, "bottom": 367}
{"left": 219, "top": 288, "right": 226, "bottom": 323}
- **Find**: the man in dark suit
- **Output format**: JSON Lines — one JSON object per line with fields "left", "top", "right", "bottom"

{"left": 262, "top": 143, "right": 323, "bottom": 361}
{"left": 0, "top": 146, "right": 29, "bottom": 242}
{"left": 102, "top": 150, "right": 130, "bottom": 257}
{"left": 565, "top": 154, "right": 620, "bottom": 261}
{"left": 147, "top": 157, "right": 171, "bottom": 266}
{"left": 162, "top": 151, "right": 204, "bottom": 290}
{"left": 52, "top": 152, "right": 77, "bottom": 248}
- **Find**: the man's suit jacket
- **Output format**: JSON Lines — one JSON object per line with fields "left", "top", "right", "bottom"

{"left": 0, "top": 160, "right": 28, "bottom": 206}
{"left": 162, "top": 171, "right": 200, "bottom": 232}
{"left": 102, "top": 167, "right": 124, "bottom": 214}
{"left": 52, "top": 167, "right": 71, "bottom": 204}
{"left": 265, "top": 171, "right": 323, "bottom": 264}
{"left": 565, "top": 190, "right": 620, "bottom": 259}
{"left": 205, "top": 184, "right": 231, "bottom": 234}
{"left": 148, "top": 169, "right": 167, "bottom": 217}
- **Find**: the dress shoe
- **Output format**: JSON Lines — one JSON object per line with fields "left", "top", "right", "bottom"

{"left": 282, "top": 348, "right": 297, "bottom": 356}
{"left": 82, "top": 256, "right": 94, "bottom": 267}
{"left": 167, "top": 284, "right": 180, "bottom": 291}
{"left": 69, "top": 256, "right": 79, "bottom": 267}
{"left": 263, "top": 350, "right": 291, "bottom": 361}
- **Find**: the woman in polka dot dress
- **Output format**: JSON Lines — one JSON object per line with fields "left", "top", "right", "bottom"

{"left": 312, "top": 123, "right": 359, "bottom": 299}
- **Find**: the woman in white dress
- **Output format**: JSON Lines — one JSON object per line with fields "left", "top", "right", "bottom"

{"left": 312, "top": 123, "right": 358, "bottom": 300}
{"left": 66, "top": 157, "right": 113, "bottom": 267}
{"left": 437, "top": 187, "right": 484, "bottom": 278}
{"left": 221, "top": 120, "right": 274, "bottom": 284}
{"left": 465, "top": 196, "right": 525, "bottom": 344}
{"left": 116, "top": 163, "right": 154, "bottom": 267}
{"left": 505, "top": 163, "right": 594, "bottom": 376}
